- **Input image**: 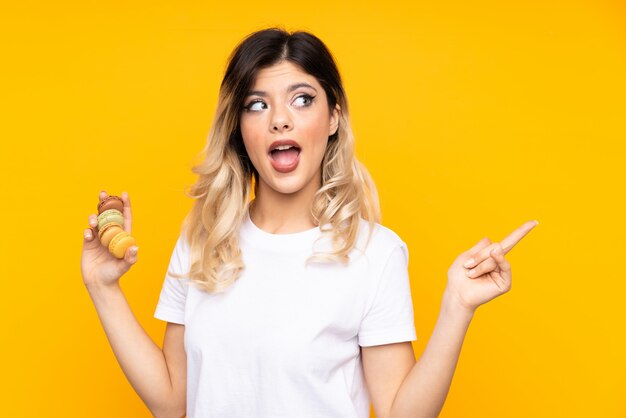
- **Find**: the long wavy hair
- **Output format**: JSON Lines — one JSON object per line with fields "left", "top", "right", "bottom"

{"left": 171, "top": 27, "right": 381, "bottom": 293}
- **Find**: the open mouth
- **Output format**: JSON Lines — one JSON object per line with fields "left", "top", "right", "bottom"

{"left": 268, "top": 143, "right": 301, "bottom": 173}
{"left": 269, "top": 144, "right": 301, "bottom": 162}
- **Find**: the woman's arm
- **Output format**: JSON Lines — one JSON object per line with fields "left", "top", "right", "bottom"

{"left": 387, "top": 289, "right": 474, "bottom": 418}
{"left": 362, "top": 289, "right": 471, "bottom": 418}
{"left": 86, "top": 283, "right": 186, "bottom": 418}
{"left": 81, "top": 191, "right": 186, "bottom": 417}
{"left": 364, "top": 221, "right": 537, "bottom": 418}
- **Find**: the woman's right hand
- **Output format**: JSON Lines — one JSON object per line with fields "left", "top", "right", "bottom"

{"left": 81, "top": 190, "right": 139, "bottom": 289}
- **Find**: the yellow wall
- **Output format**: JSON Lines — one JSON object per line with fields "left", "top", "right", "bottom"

{"left": 1, "top": 1, "right": 624, "bottom": 416}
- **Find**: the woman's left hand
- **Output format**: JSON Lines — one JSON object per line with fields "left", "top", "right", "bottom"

{"left": 446, "top": 220, "right": 538, "bottom": 312}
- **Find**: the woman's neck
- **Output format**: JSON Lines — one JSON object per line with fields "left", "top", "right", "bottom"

{"left": 250, "top": 180, "right": 319, "bottom": 234}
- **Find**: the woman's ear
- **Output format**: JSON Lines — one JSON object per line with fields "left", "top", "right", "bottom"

{"left": 329, "top": 104, "right": 340, "bottom": 136}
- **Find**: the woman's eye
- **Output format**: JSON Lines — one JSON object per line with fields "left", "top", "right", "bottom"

{"left": 244, "top": 100, "right": 266, "bottom": 112}
{"left": 293, "top": 94, "right": 315, "bottom": 107}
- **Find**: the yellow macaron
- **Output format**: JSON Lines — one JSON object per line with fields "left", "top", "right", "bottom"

{"left": 98, "top": 223, "right": 124, "bottom": 248}
{"left": 108, "top": 231, "right": 136, "bottom": 259}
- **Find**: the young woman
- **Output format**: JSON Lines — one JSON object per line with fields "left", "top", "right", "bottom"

{"left": 81, "top": 28, "right": 537, "bottom": 418}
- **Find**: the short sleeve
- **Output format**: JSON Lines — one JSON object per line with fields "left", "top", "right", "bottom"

{"left": 358, "top": 242, "right": 417, "bottom": 347}
{"left": 154, "top": 234, "right": 190, "bottom": 325}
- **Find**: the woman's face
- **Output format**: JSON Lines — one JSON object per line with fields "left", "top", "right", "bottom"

{"left": 239, "top": 61, "right": 339, "bottom": 199}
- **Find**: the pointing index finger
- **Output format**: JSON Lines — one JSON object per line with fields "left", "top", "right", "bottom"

{"left": 500, "top": 220, "right": 539, "bottom": 254}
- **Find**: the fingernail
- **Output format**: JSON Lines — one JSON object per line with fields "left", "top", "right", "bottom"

{"left": 84, "top": 231, "right": 91, "bottom": 239}
{"left": 130, "top": 246, "right": 138, "bottom": 255}
{"left": 466, "top": 269, "right": 475, "bottom": 277}
{"left": 463, "top": 259, "right": 474, "bottom": 268}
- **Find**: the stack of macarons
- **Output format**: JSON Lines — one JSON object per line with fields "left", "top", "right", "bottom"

{"left": 97, "top": 195, "right": 136, "bottom": 259}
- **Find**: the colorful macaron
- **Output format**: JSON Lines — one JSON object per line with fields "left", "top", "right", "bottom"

{"left": 97, "top": 209, "right": 125, "bottom": 230}
{"left": 98, "top": 195, "right": 124, "bottom": 214}
{"left": 95, "top": 194, "right": 137, "bottom": 258}
{"left": 98, "top": 222, "right": 125, "bottom": 247}
{"left": 108, "top": 231, "right": 136, "bottom": 259}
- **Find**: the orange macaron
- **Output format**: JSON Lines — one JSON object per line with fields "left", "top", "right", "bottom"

{"left": 98, "top": 223, "right": 125, "bottom": 247}
{"left": 108, "top": 231, "right": 136, "bottom": 259}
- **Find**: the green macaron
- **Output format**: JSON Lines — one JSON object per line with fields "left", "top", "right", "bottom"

{"left": 97, "top": 209, "right": 125, "bottom": 230}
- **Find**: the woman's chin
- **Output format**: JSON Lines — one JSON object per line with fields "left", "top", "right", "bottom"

{"left": 266, "top": 181, "right": 304, "bottom": 196}
{"left": 255, "top": 164, "right": 322, "bottom": 197}
{"left": 259, "top": 175, "right": 315, "bottom": 197}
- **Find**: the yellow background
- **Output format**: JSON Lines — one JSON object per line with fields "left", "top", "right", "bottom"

{"left": 1, "top": 0, "right": 624, "bottom": 416}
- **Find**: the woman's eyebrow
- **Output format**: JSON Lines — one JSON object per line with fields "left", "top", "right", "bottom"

{"left": 246, "top": 82, "right": 318, "bottom": 97}
{"left": 286, "top": 82, "right": 317, "bottom": 93}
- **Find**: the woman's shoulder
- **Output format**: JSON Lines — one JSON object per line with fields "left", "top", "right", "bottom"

{"left": 356, "top": 218, "right": 407, "bottom": 253}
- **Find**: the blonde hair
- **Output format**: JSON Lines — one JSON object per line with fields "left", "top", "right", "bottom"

{"left": 169, "top": 28, "right": 380, "bottom": 293}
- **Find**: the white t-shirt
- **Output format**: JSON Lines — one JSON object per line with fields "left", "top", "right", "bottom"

{"left": 154, "top": 212, "right": 416, "bottom": 418}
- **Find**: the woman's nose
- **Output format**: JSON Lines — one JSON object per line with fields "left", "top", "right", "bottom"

{"left": 270, "top": 107, "right": 293, "bottom": 132}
